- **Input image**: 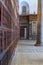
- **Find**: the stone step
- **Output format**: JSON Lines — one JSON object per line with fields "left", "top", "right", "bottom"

{"left": 18, "top": 40, "right": 36, "bottom": 46}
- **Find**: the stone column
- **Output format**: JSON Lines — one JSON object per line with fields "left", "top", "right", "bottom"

{"left": 24, "top": 28, "right": 27, "bottom": 39}
{"left": 35, "top": 0, "right": 41, "bottom": 46}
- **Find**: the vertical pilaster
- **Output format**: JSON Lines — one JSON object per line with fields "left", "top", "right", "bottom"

{"left": 35, "top": 0, "right": 41, "bottom": 46}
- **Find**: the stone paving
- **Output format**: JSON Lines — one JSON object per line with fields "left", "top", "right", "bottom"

{"left": 10, "top": 41, "right": 43, "bottom": 65}
{"left": 18, "top": 40, "right": 36, "bottom": 46}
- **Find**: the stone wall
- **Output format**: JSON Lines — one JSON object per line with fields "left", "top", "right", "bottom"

{"left": 36, "top": 0, "right": 41, "bottom": 46}
{"left": 0, "top": 0, "right": 19, "bottom": 65}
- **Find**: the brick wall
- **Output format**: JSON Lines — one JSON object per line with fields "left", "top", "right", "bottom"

{"left": 0, "top": 0, "right": 19, "bottom": 65}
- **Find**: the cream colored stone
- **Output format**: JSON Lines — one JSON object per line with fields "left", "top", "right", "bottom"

{"left": 11, "top": 45, "right": 43, "bottom": 65}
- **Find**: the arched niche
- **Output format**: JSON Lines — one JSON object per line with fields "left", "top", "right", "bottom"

{"left": 21, "top": 1, "right": 29, "bottom": 15}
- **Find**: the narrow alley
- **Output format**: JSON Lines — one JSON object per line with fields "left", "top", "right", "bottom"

{"left": 0, "top": 0, "right": 43, "bottom": 65}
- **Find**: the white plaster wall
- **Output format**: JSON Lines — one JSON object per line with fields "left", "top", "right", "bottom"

{"left": 19, "top": 0, "right": 38, "bottom": 15}
{"left": 41, "top": 0, "right": 43, "bottom": 45}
